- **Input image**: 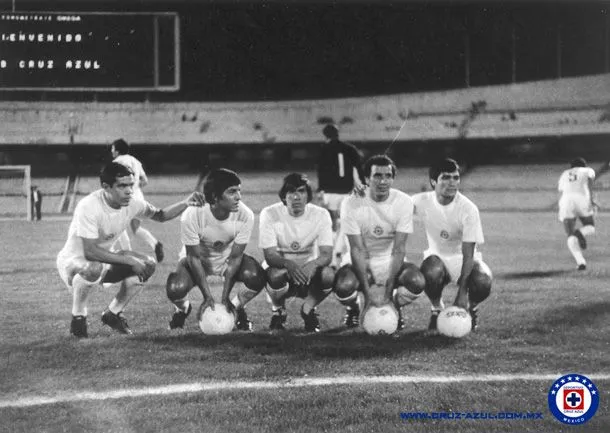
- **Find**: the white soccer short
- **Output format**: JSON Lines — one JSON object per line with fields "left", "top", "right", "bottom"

{"left": 423, "top": 250, "right": 484, "bottom": 284}
{"left": 323, "top": 192, "right": 349, "bottom": 212}
{"left": 558, "top": 194, "right": 594, "bottom": 222}
{"left": 56, "top": 254, "right": 110, "bottom": 290}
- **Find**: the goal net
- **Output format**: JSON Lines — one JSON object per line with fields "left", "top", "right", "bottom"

{"left": 0, "top": 165, "right": 31, "bottom": 221}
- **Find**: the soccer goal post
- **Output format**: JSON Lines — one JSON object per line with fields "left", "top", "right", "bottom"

{"left": 0, "top": 165, "right": 32, "bottom": 221}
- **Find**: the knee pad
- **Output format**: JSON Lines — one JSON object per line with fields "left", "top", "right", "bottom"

{"left": 320, "top": 266, "right": 336, "bottom": 291}
{"left": 334, "top": 266, "right": 359, "bottom": 300}
{"left": 420, "top": 256, "right": 447, "bottom": 285}
{"left": 239, "top": 257, "right": 266, "bottom": 292}
{"left": 397, "top": 266, "right": 426, "bottom": 295}
{"left": 166, "top": 272, "right": 191, "bottom": 301}
{"left": 469, "top": 270, "right": 492, "bottom": 305}
{"left": 79, "top": 261, "right": 105, "bottom": 283}
{"left": 266, "top": 267, "right": 290, "bottom": 290}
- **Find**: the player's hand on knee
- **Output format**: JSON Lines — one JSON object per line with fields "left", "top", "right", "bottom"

{"left": 286, "top": 262, "right": 308, "bottom": 286}
{"left": 186, "top": 191, "right": 205, "bottom": 207}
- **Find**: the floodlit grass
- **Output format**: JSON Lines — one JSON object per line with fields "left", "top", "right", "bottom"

{"left": 1, "top": 168, "right": 609, "bottom": 432}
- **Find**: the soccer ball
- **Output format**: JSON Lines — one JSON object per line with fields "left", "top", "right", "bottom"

{"left": 362, "top": 303, "right": 399, "bottom": 336}
{"left": 437, "top": 306, "right": 472, "bottom": 338}
{"left": 199, "top": 304, "right": 235, "bottom": 335}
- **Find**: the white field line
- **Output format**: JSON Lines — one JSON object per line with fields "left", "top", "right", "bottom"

{"left": 2, "top": 373, "right": 610, "bottom": 409}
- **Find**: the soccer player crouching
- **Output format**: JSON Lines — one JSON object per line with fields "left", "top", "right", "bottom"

{"left": 259, "top": 173, "right": 335, "bottom": 332}
{"left": 334, "top": 155, "right": 426, "bottom": 330}
{"left": 412, "top": 158, "right": 492, "bottom": 332}
{"left": 165, "top": 168, "right": 266, "bottom": 332}
{"left": 57, "top": 162, "right": 204, "bottom": 338}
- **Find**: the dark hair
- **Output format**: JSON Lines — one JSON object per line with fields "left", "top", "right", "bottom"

{"left": 322, "top": 124, "right": 339, "bottom": 140}
{"left": 364, "top": 154, "right": 397, "bottom": 178}
{"left": 279, "top": 173, "right": 313, "bottom": 204}
{"left": 570, "top": 157, "right": 587, "bottom": 168}
{"left": 203, "top": 168, "right": 241, "bottom": 204}
{"left": 429, "top": 158, "right": 460, "bottom": 183}
{"left": 100, "top": 162, "right": 134, "bottom": 187}
{"left": 112, "top": 138, "right": 130, "bottom": 155}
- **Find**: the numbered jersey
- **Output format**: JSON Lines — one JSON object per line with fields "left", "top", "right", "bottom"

{"left": 259, "top": 202, "right": 333, "bottom": 266}
{"left": 412, "top": 191, "right": 484, "bottom": 257}
{"left": 179, "top": 202, "right": 254, "bottom": 275}
{"left": 317, "top": 139, "right": 364, "bottom": 194}
{"left": 558, "top": 167, "right": 595, "bottom": 198}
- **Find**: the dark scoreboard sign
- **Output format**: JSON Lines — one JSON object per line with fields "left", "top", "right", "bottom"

{"left": 0, "top": 12, "right": 180, "bottom": 91}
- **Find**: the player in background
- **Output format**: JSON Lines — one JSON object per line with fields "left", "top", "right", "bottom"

{"left": 111, "top": 138, "right": 165, "bottom": 262}
{"left": 334, "top": 155, "right": 426, "bottom": 329}
{"left": 259, "top": 173, "right": 335, "bottom": 332}
{"left": 558, "top": 157, "right": 610, "bottom": 270}
{"left": 413, "top": 158, "right": 492, "bottom": 331}
{"left": 165, "top": 168, "right": 266, "bottom": 332}
{"left": 316, "top": 124, "right": 365, "bottom": 266}
{"left": 57, "top": 162, "right": 204, "bottom": 338}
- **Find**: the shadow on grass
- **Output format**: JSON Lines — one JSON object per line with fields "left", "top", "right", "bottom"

{"left": 497, "top": 269, "right": 572, "bottom": 280}
{"left": 532, "top": 300, "right": 610, "bottom": 330}
{"left": 130, "top": 327, "right": 465, "bottom": 359}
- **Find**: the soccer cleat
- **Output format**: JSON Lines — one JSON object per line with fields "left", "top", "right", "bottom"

{"left": 301, "top": 307, "right": 320, "bottom": 333}
{"left": 343, "top": 304, "right": 360, "bottom": 328}
{"left": 70, "top": 315, "right": 88, "bottom": 338}
{"left": 574, "top": 230, "right": 587, "bottom": 250}
{"left": 235, "top": 307, "right": 253, "bottom": 331}
{"left": 428, "top": 311, "right": 440, "bottom": 331}
{"left": 155, "top": 242, "right": 165, "bottom": 263}
{"left": 169, "top": 302, "right": 192, "bottom": 330}
{"left": 577, "top": 264, "right": 587, "bottom": 271}
{"left": 269, "top": 309, "right": 287, "bottom": 331}
{"left": 101, "top": 310, "right": 133, "bottom": 335}
{"left": 469, "top": 308, "right": 479, "bottom": 331}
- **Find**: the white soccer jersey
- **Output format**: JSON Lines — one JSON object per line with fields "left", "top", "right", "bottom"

{"left": 179, "top": 201, "right": 254, "bottom": 275}
{"left": 259, "top": 202, "right": 333, "bottom": 266}
{"left": 57, "top": 189, "right": 158, "bottom": 262}
{"left": 113, "top": 154, "right": 146, "bottom": 192}
{"left": 341, "top": 189, "right": 414, "bottom": 260}
{"left": 412, "top": 191, "right": 484, "bottom": 257}
{"left": 558, "top": 167, "right": 595, "bottom": 198}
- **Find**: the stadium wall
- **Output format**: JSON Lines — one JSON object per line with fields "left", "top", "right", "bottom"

{"left": 1, "top": 74, "right": 609, "bottom": 175}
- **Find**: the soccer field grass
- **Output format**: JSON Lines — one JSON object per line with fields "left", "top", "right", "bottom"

{"left": 1, "top": 173, "right": 609, "bottom": 432}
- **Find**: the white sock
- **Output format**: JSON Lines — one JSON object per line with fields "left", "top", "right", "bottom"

{"left": 431, "top": 299, "right": 445, "bottom": 313}
{"left": 135, "top": 227, "right": 158, "bottom": 250}
{"left": 173, "top": 299, "right": 190, "bottom": 312}
{"left": 567, "top": 236, "right": 586, "bottom": 266}
{"left": 580, "top": 225, "right": 595, "bottom": 237}
{"left": 108, "top": 276, "right": 145, "bottom": 314}
{"left": 71, "top": 274, "right": 99, "bottom": 316}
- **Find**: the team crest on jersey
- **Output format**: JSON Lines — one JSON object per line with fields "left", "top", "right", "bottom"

{"left": 440, "top": 230, "right": 449, "bottom": 239}
{"left": 290, "top": 241, "right": 301, "bottom": 251}
{"left": 212, "top": 240, "right": 224, "bottom": 250}
{"left": 548, "top": 374, "right": 599, "bottom": 425}
{"left": 373, "top": 226, "right": 384, "bottom": 236}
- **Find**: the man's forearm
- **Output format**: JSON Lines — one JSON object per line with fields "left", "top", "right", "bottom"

{"left": 222, "top": 255, "right": 244, "bottom": 301}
